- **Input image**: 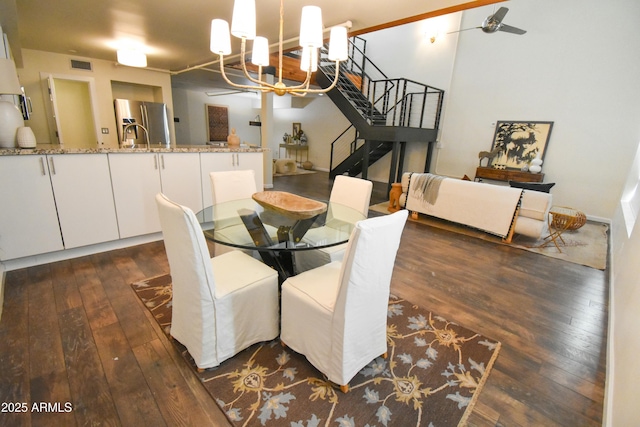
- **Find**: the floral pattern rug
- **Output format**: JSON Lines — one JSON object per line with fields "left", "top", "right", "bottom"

{"left": 131, "top": 274, "right": 501, "bottom": 427}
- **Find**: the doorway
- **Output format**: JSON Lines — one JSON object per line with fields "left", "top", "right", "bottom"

{"left": 42, "top": 73, "right": 100, "bottom": 148}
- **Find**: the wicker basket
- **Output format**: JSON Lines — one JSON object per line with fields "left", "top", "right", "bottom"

{"left": 550, "top": 207, "right": 586, "bottom": 230}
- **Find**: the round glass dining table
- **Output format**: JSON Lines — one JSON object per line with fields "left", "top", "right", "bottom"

{"left": 197, "top": 191, "right": 366, "bottom": 282}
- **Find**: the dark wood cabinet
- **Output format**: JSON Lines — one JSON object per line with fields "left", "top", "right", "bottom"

{"left": 474, "top": 166, "right": 544, "bottom": 183}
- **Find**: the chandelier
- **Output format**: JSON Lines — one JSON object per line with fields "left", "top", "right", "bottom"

{"left": 210, "top": 0, "right": 348, "bottom": 97}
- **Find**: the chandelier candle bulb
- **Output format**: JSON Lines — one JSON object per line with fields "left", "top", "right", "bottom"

{"left": 299, "top": 6, "right": 323, "bottom": 48}
{"left": 231, "top": 0, "right": 256, "bottom": 39}
{"left": 329, "top": 26, "right": 349, "bottom": 61}
{"left": 300, "top": 47, "right": 318, "bottom": 72}
{"left": 251, "top": 36, "right": 270, "bottom": 66}
{"left": 210, "top": 19, "right": 231, "bottom": 54}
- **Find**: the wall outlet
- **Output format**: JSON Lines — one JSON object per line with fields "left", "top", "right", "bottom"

{"left": 101, "top": 128, "right": 109, "bottom": 134}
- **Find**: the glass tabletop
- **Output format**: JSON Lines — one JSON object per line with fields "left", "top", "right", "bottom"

{"left": 197, "top": 194, "right": 366, "bottom": 253}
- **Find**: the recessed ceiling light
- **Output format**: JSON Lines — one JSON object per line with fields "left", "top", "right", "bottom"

{"left": 117, "top": 48, "right": 147, "bottom": 67}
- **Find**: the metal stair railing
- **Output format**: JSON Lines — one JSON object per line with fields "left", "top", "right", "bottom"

{"left": 320, "top": 38, "right": 444, "bottom": 130}
{"left": 329, "top": 125, "right": 362, "bottom": 172}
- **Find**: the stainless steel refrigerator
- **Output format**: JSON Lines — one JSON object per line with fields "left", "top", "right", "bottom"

{"left": 114, "top": 99, "right": 170, "bottom": 148}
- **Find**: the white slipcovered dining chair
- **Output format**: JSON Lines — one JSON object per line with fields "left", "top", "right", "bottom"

{"left": 155, "top": 193, "right": 279, "bottom": 370}
{"left": 281, "top": 209, "right": 408, "bottom": 392}
{"left": 295, "top": 175, "right": 373, "bottom": 272}
{"left": 209, "top": 170, "right": 263, "bottom": 255}
{"left": 210, "top": 169, "right": 257, "bottom": 204}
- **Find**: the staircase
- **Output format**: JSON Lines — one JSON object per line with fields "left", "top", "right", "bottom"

{"left": 315, "top": 37, "right": 444, "bottom": 185}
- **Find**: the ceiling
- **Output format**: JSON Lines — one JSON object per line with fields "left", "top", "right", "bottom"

{"left": 1, "top": 0, "right": 504, "bottom": 92}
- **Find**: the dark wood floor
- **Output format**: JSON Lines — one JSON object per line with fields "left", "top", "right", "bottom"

{"left": 0, "top": 171, "right": 607, "bottom": 426}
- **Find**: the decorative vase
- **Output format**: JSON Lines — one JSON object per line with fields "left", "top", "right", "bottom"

{"left": 0, "top": 100, "right": 24, "bottom": 148}
{"left": 388, "top": 182, "right": 403, "bottom": 213}
{"left": 227, "top": 128, "right": 240, "bottom": 146}
{"left": 529, "top": 155, "right": 543, "bottom": 173}
{"left": 17, "top": 126, "right": 37, "bottom": 148}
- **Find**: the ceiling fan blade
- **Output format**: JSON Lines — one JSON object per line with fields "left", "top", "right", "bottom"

{"left": 447, "top": 26, "right": 482, "bottom": 35}
{"left": 499, "top": 24, "right": 527, "bottom": 35}
{"left": 491, "top": 7, "right": 509, "bottom": 24}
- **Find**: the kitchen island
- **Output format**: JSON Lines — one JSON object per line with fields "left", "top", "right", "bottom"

{"left": 0, "top": 145, "right": 269, "bottom": 270}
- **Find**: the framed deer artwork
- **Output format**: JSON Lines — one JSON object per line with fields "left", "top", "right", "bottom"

{"left": 488, "top": 121, "right": 554, "bottom": 170}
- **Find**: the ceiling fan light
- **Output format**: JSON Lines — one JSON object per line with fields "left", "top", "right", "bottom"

{"left": 328, "top": 26, "right": 348, "bottom": 61}
{"left": 117, "top": 48, "right": 147, "bottom": 67}
{"left": 299, "top": 46, "right": 318, "bottom": 72}
{"left": 210, "top": 19, "right": 232, "bottom": 54}
{"left": 299, "top": 6, "right": 323, "bottom": 48}
{"left": 231, "top": 0, "right": 256, "bottom": 40}
{"left": 251, "top": 36, "right": 270, "bottom": 66}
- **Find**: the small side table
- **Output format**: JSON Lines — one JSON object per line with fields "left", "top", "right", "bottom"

{"left": 279, "top": 144, "right": 309, "bottom": 165}
{"left": 540, "top": 206, "right": 586, "bottom": 252}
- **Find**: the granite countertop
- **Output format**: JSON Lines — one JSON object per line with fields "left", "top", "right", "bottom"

{"left": 0, "top": 144, "right": 269, "bottom": 156}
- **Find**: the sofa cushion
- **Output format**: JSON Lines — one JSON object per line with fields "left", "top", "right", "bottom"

{"left": 514, "top": 215, "right": 548, "bottom": 239}
{"left": 509, "top": 180, "right": 555, "bottom": 193}
{"left": 519, "top": 190, "right": 552, "bottom": 221}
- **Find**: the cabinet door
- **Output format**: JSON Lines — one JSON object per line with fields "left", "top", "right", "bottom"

{"left": 108, "top": 153, "right": 162, "bottom": 239}
{"left": 237, "top": 152, "right": 264, "bottom": 190}
{"left": 200, "top": 152, "right": 264, "bottom": 208}
{"left": 48, "top": 154, "right": 120, "bottom": 249}
{"left": 0, "top": 155, "right": 64, "bottom": 260}
{"left": 158, "top": 152, "right": 203, "bottom": 214}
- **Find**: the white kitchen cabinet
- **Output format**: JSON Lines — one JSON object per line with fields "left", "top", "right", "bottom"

{"left": 108, "top": 152, "right": 203, "bottom": 239}
{"left": 109, "top": 152, "right": 163, "bottom": 239}
{"left": 47, "top": 153, "right": 119, "bottom": 249}
{"left": 0, "top": 155, "right": 64, "bottom": 260}
{"left": 157, "top": 152, "right": 203, "bottom": 213}
{"left": 200, "top": 152, "right": 264, "bottom": 208}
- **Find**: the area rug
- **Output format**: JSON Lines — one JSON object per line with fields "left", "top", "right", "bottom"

{"left": 370, "top": 202, "right": 608, "bottom": 270}
{"left": 131, "top": 274, "right": 501, "bottom": 427}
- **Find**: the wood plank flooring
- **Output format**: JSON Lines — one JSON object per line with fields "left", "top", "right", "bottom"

{"left": 0, "top": 171, "right": 607, "bottom": 426}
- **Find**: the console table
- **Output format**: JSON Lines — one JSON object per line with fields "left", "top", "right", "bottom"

{"left": 279, "top": 144, "right": 308, "bottom": 164}
{"left": 474, "top": 166, "right": 544, "bottom": 183}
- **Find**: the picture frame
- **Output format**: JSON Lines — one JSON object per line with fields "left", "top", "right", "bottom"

{"left": 489, "top": 121, "right": 554, "bottom": 170}
{"left": 206, "top": 104, "right": 229, "bottom": 142}
{"left": 292, "top": 122, "right": 301, "bottom": 137}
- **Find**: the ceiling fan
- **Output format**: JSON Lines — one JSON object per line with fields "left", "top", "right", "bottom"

{"left": 453, "top": 7, "right": 527, "bottom": 35}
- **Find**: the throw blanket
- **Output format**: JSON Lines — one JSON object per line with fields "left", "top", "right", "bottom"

{"left": 411, "top": 173, "right": 445, "bottom": 205}
{"left": 406, "top": 173, "right": 523, "bottom": 238}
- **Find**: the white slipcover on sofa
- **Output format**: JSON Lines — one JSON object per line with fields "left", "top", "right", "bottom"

{"left": 398, "top": 172, "right": 552, "bottom": 242}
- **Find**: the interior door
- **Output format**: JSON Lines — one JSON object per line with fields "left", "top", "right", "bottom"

{"left": 44, "top": 73, "right": 101, "bottom": 148}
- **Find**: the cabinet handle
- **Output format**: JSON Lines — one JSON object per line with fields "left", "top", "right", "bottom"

{"left": 161, "top": 154, "right": 165, "bottom": 169}
{"left": 39, "top": 157, "right": 46, "bottom": 175}
{"left": 154, "top": 155, "right": 158, "bottom": 170}
{"left": 49, "top": 157, "right": 56, "bottom": 175}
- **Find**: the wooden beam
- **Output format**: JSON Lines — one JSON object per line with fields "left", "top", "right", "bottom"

{"left": 350, "top": 0, "right": 507, "bottom": 37}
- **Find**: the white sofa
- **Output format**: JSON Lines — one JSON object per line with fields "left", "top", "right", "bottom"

{"left": 398, "top": 172, "right": 552, "bottom": 242}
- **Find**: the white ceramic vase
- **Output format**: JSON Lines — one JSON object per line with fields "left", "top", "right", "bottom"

{"left": 17, "top": 126, "right": 37, "bottom": 148}
{"left": 0, "top": 100, "right": 24, "bottom": 148}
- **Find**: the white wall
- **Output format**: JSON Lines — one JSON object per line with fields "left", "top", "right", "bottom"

{"left": 17, "top": 49, "right": 174, "bottom": 148}
{"left": 609, "top": 137, "right": 640, "bottom": 425}
{"left": 439, "top": 0, "right": 640, "bottom": 220}
{"left": 358, "top": 13, "right": 462, "bottom": 181}
{"left": 359, "top": 0, "right": 640, "bottom": 221}
{"left": 171, "top": 87, "right": 350, "bottom": 170}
